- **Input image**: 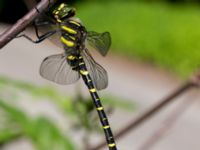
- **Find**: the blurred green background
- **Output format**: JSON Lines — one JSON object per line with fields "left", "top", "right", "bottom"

{"left": 1, "top": 0, "right": 200, "bottom": 150}
{"left": 78, "top": 2, "right": 200, "bottom": 77}
{"left": 75, "top": 0, "right": 200, "bottom": 77}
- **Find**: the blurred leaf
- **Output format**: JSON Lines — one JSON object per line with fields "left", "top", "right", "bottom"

{"left": 31, "top": 118, "right": 75, "bottom": 150}
{"left": 0, "top": 100, "right": 31, "bottom": 130}
{"left": 101, "top": 96, "right": 136, "bottom": 111}
{"left": 71, "top": 94, "right": 136, "bottom": 133}
{"left": 0, "top": 129, "right": 22, "bottom": 145}
{"left": 77, "top": 2, "right": 200, "bottom": 77}
{"left": 0, "top": 76, "right": 136, "bottom": 138}
{"left": 0, "top": 76, "right": 75, "bottom": 115}
{"left": 0, "top": 99, "right": 75, "bottom": 150}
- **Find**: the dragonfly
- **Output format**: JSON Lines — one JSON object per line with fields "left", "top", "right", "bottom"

{"left": 18, "top": 3, "right": 117, "bottom": 150}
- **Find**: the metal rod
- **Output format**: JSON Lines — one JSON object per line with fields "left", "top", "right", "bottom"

{"left": 139, "top": 92, "right": 198, "bottom": 150}
{"left": 0, "top": 0, "right": 57, "bottom": 49}
{"left": 91, "top": 80, "right": 197, "bottom": 150}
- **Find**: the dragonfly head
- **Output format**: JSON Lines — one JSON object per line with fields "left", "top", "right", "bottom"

{"left": 52, "top": 3, "right": 76, "bottom": 23}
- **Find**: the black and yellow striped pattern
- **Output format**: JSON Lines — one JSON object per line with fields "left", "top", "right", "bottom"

{"left": 60, "top": 24, "right": 77, "bottom": 48}
{"left": 52, "top": 6, "right": 117, "bottom": 149}
{"left": 78, "top": 56, "right": 117, "bottom": 150}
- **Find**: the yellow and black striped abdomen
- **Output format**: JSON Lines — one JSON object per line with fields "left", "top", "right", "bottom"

{"left": 78, "top": 56, "right": 117, "bottom": 150}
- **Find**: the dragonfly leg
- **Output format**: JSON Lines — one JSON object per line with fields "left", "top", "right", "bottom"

{"left": 33, "top": 21, "right": 54, "bottom": 38}
{"left": 16, "top": 30, "right": 57, "bottom": 44}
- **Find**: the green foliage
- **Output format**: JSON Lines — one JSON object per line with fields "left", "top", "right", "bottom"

{"left": 72, "top": 0, "right": 200, "bottom": 3}
{"left": 0, "top": 76, "right": 75, "bottom": 114}
{"left": 31, "top": 118, "right": 75, "bottom": 150}
{"left": 0, "top": 100, "right": 75, "bottom": 150}
{"left": 101, "top": 96, "right": 136, "bottom": 111}
{"left": 77, "top": 2, "right": 200, "bottom": 77}
{"left": 0, "top": 76, "right": 136, "bottom": 148}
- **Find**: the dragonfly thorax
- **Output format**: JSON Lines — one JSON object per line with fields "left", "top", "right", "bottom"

{"left": 60, "top": 19, "right": 87, "bottom": 55}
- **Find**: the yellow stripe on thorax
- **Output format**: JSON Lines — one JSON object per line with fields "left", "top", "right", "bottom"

{"left": 60, "top": 37, "right": 74, "bottom": 47}
{"left": 61, "top": 26, "right": 77, "bottom": 34}
{"left": 57, "top": 19, "right": 62, "bottom": 23}
{"left": 69, "top": 20, "right": 81, "bottom": 26}
{"left": 58, "top": 3, "right": 65, "bottom": 10}
{"left": 69, "top": 36, "right": 76, "bottom": 41}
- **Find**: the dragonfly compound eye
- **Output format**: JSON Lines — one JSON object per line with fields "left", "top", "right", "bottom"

{"left": 52, "top": 3, "right": 75, "bottom": 22}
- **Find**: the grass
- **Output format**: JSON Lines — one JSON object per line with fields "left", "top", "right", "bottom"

{"left": 76, "top": 2, "right": 200, "bottom": 77}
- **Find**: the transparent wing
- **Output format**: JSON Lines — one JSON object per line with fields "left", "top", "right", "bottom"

{"left": 40, "top": 53, "right": 80, "bottom": 84}
{"left": 87, "top": 31, "right": 111, "bottom": 56}
{"left": 81, "top": 49, "right": 108, "bottom": 90}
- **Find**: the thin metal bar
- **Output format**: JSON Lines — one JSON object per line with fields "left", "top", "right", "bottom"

{"left": 90, "top": 81, "right": 194, "bottom": 150}
{"left": 139, "top": 91, "right": 198, "bottom": 150}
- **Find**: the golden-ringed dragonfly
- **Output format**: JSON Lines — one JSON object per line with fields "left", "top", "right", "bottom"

{"left": 18, "top": 3, "right": 117, "bottom": 150}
